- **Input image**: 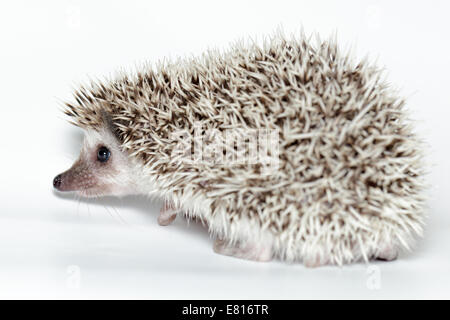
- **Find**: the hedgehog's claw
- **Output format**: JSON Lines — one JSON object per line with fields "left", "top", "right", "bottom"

{"left": 213, "top": 239, "right": 273, "bottom": 262}
{"left": 158, "top": 200, "right": 179, "bottom": 226}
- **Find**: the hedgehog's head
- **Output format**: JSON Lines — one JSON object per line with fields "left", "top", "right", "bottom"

{"left": 53, "top": 110, "right": 139, "bottom": 198}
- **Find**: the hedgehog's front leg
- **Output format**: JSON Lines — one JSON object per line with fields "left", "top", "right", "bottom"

{"left": 213, "top": 239, "right": 273, "bottom": 262}
{"left": 158, "top": 200, "right": 179, "bottom": 226}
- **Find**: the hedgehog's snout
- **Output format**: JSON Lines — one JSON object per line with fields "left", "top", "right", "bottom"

{"left": 53, "top": 171, "right": 73, "bottom": 192}
{"left": 53, "top": 158, "right": 97, "bottom": 193}
{"left": 53, "top": 174, "right": 62, "bottom": 189}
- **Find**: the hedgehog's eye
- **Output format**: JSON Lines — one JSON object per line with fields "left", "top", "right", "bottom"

{"left": 97, "top": 146, "right": 111, "bottom": 163}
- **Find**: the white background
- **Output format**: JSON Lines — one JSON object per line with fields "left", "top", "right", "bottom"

{"left": 0, "top": 0, "right": 449, "bottom": 299}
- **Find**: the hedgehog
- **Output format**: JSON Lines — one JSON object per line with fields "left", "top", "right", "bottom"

{"left": 53, "top": 32, "right": 426, "bottom": 267}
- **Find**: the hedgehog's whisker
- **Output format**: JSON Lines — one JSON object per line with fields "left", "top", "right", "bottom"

{"left": 102, "top": 203, "right": 119, "bottom": 224}
{"left": 110, "top": 203, "right": 130, "bottom": 227}
{"left": 86, "top": 198, "right": 92, "bottom": 218}
{"left": 76, "top": 193, "right": 81, "bottom": 219}
{"left": 91, "top": 191, "right": 117, "bottom": 223}
{"left": 92, "top": 191, "right": 128, "bottom": 226}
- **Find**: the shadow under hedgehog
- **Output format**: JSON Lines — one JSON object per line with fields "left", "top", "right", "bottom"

{"left": 53, "top": 32, "right": 426, "bottom": 267}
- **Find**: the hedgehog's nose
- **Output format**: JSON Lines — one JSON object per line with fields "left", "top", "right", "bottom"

{"left": 53, "top": 174, "right": 62, "bottom": 189}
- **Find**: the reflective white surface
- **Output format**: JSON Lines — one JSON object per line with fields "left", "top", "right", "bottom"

{"left": 0, "top": 0, "right": 449, "bottom": 299}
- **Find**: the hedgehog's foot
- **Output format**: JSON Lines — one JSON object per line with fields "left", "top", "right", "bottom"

{"left": 375, "top": 244, "right": 398, "bottom": 261}
{"left": 303, "top": 254, "right": 329, "bottom": 268}
{"left": 213, "top": 239, "right": 273, "bottom": 262}
{"left": 157, "top": 200, "right": 179, "bottom": 226}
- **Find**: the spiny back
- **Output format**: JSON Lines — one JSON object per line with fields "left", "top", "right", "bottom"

{"left": 64, "top": 33, "right": 425, "bottom": 236}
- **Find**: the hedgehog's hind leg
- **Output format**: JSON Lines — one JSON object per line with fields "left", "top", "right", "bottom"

{"left": 374, "top": 244, "right": 398, "bottom": 261}
{"left": 303, "top": 253, "right": 330, "bottom": 268}
{"left": 157, "top": 200, "right": 179, "bottom": 226}
{"left": 213, "top": 239, "right": 273, "bottom": 262}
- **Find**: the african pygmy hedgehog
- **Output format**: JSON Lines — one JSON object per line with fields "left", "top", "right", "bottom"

{"left": 53, "top": 32, "right": 426, "bottom": 267}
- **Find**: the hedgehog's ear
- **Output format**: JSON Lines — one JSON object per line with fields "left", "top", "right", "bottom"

{"left": 100, "top": 109, "right": 121, "bottom": 142}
